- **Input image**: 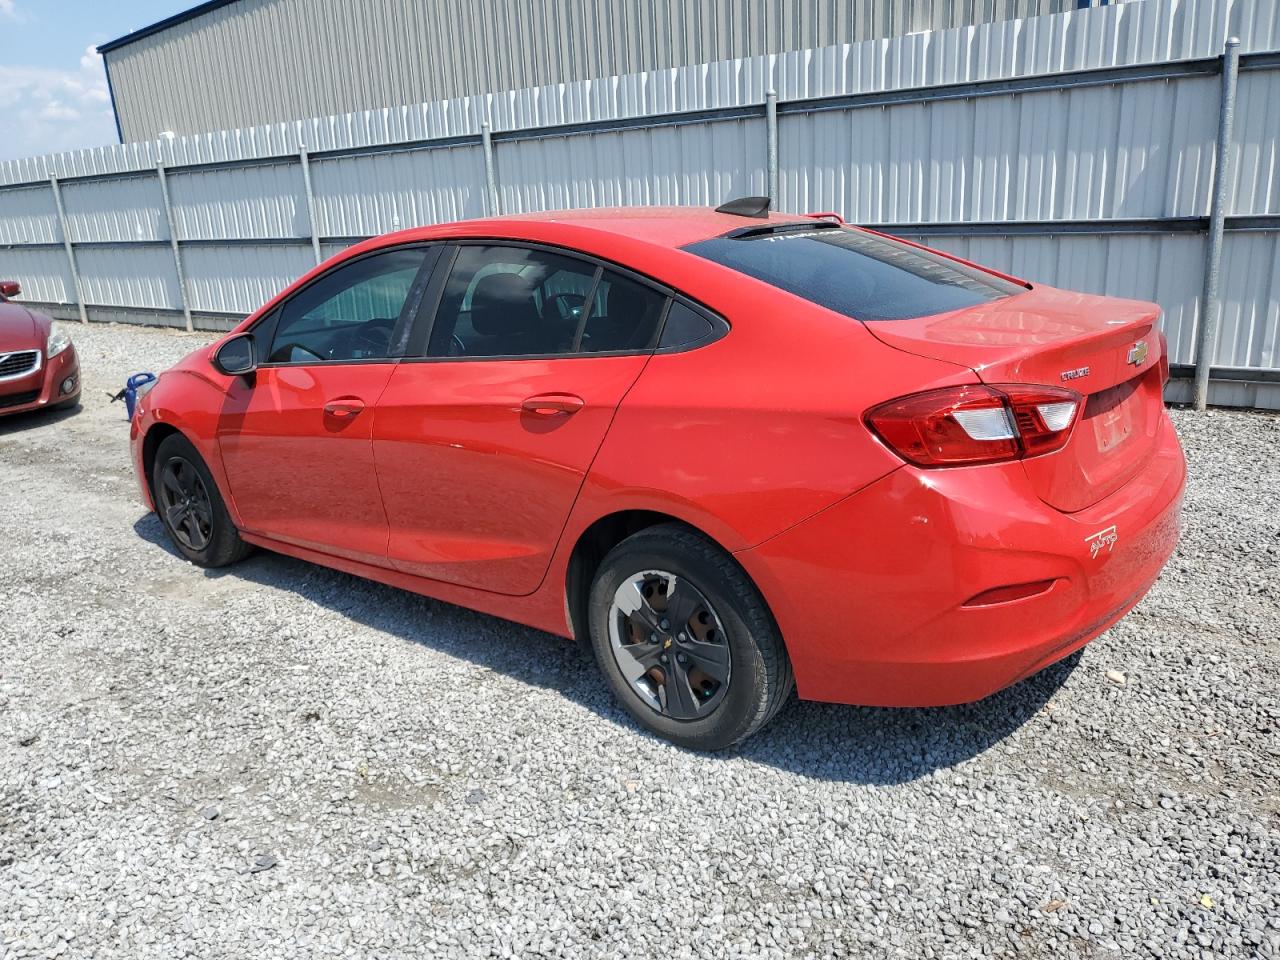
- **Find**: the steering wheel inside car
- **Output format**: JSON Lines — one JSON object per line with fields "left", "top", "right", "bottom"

{"left": 350, "top": 317, "right": 395, "bottom": 356}
{"left": 272, "top": 342, "right": 326, "bottom": 364}
{"left": 543, "top": 292, "right": 587, "bottom": 322}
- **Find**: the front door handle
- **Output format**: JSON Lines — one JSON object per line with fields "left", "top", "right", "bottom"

{"left": 521, "top": 393, "right": 584, "bottom": 416}
{"left": 323, "top": 398, "right": 366, "bottom": 419}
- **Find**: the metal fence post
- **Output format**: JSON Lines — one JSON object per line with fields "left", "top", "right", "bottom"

{"left": 156, "top": 163, "right": 194, "bottom": 332}
{"left": 48, "top": 176, "right": 88, "bottom": 325}
{"left": 1193, "top": 37, "right": 1241, "bottom": 411}
{"left": 766, "top": 89, "right": 779, "bottom": 206}
{"left": 481, "top": 120, "right": 500, "bottom": 216}
{"left": 298, "top": 145, "right": 323, "bottom": 265}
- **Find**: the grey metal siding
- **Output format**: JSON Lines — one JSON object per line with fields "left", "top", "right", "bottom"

{"left": 0, "top": 0, "right": 1275, "bottom": 409}
{"left": 496, "top": 118, "right": 768, "bottom": 214}
{"left": 0, "top": 185, "right": 59, "bottom": 245}
{"left": 167, "top": 163, "right": 308, "bottom": 241}
{"left": 181, "top": 243, "right": 315, "bottom": 314}
{"left": 60, "top": 175, "right": 166, "bottom": 243}
{"left": 102, "top": 0, "right": 1087, "bottom": 141}
{"left": 309, "top": 146, "right": 489, "bottom": 236}
{"left": 74, "top": 244, "right": 180, "bottom": 310}
{"left": 0, "top": 247, "right": 73, "bottom": 303}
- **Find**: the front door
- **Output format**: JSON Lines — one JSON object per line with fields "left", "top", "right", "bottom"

{"left": 373, "top": 243, "right": 670, "bottom": 594}
{"left": 217, "top": 246, "right": 435, "bottom": 565}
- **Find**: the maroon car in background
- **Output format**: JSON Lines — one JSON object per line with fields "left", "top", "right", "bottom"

{"left": 0, "top": 281, "right": 80, "bottom": 416}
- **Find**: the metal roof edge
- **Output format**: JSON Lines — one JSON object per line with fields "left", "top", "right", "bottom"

{"left": 97, "top": 0, "right": 242, "bottom": 54}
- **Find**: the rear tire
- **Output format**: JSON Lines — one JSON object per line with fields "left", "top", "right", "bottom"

{"left": 152, "top": 433, "right": 253, "bottom": 568}
{"left": 587, "top": 523, "right": 793, "bottom": 750}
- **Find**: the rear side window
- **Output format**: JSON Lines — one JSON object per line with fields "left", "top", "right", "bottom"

{"left": 683, "top": 227, "right": 1023, "bottom": 322}
{"left": 577, "top": 270, "right": 667, "bottom": 353}
{"left": 658, "top": 301, "right": 714, "bottom": 349}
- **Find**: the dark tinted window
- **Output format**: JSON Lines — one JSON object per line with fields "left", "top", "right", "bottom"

{"left": 577, "top": 270, "right": 667, "bottom": 353}
{"left": 658, "top": 301, "right": 715, "bottom": 349}
{"left": 428, "top": 245, "right": 599, "bottom": 358}
{"left": 684, "top": 227, "right": 1023, "bottom": 322}
{"left": 268, "top": 248, "right": 427, "bottom": 363}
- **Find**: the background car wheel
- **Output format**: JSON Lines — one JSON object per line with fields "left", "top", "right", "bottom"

{"left": 151, "top": 433, "right": 253, "bottom": 568}
{"left": 588, "top": 523, "right": 793, "bottom": 750}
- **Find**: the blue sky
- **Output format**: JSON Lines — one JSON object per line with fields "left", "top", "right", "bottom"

{"left": 0, "top": 0, "right": 191, "bottom": 160}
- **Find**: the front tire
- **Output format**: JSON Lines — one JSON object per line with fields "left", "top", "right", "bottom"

{"left": 152, "top": 433, "right": 252, "bottom": 568}
{"left": 587, "top": 524, "right": 793, "bottom": 750}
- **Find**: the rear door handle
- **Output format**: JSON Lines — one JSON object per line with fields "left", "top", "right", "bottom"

{"left": 521, "top": 393, "right": 584, "bottom": 416}
{"left": 323, "top": 398, "right": 366, "bottom": 419}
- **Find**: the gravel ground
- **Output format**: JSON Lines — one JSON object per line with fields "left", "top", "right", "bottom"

{"left": 1, "top": 321, "right": 1278, "bottom": 960}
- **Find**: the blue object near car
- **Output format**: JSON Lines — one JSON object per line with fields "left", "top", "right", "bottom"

{"left": 111, "top": 372, "right": 156, "bottom": 419}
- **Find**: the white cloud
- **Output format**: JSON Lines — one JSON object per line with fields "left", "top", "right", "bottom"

{"left": 0, "top": 46, "right": 117, "bottom": 160}
{"left": 0, "top": 0, "right": 21, "bottom": 21}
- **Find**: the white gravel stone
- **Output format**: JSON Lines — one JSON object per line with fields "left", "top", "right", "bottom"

{"left": 0, "top": 321, "right": 1277, "bottom": 959}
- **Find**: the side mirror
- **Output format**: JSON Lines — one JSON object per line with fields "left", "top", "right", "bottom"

{"left": 212, "top": 333, "right": 257, "bottom": 377}
{"left": 0, "top": 280, "right": 19, "bottom": 298}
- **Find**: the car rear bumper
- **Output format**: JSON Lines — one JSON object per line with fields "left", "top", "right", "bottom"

{"left": 0, "top": 346, "right": 79, "bottom": 417}
{"left": 737, "top": 411, "right": 1186, "bottom": 707}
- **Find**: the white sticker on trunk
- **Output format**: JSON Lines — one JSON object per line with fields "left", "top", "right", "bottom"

{"left": 1086, "top": 525, "right": 1118, "bottom": 559}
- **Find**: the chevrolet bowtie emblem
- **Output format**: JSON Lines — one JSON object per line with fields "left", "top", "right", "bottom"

{"left": 1127, "top": 340, "right": 1149, "bottom": 366}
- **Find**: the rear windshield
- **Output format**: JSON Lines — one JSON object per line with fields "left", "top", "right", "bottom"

{"left": 683, "top": 226, "right": 1024, "bottom": 322}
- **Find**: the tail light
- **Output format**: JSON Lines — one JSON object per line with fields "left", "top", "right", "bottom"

{"left": 1158, "top": 329, "right": 1170, "bottom": 386}
{"left": 866, "top": 384, "right": 1081, "bottom": 467}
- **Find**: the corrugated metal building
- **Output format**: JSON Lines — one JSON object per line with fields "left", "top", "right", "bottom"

{"left": 100, "top": 0, "right": 1105, "bottom": 141}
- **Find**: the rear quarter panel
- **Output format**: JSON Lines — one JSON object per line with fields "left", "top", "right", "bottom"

{"left": 566, "top": 255, "right": 980, "bottom": 552}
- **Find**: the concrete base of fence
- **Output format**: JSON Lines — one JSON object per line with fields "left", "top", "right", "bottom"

{"left": 1166, "top": 370, "right": 1280, "bottom": 412}
{"left": 32, "top": 301, "right": 242, "bottom": 334}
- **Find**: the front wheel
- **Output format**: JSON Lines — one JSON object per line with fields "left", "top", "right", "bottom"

{"left": 152, "top": 433, "right": 253, "bottom": 568}
{"left": 587, "top": 524, "right": 793, "bottom": 750}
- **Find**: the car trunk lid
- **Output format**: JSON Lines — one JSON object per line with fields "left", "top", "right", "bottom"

{"left": 863, "top": 285, "right": 1165, "bottom": 512}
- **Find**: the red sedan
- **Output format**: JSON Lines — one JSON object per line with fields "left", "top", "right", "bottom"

{"left": 130, "top": 202, "right": 1185, "bottom": 749}
{"left": 0, "top": 281, "right": 81, "bottom": 416}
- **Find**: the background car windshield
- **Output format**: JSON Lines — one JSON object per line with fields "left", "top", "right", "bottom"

{"left": 683, "top": 227, "right": 1024, "bottom": 322}
{"left": 267, "top": 249, "right": 427, "bottom": 363}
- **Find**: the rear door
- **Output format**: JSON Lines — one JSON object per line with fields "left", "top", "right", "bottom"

{"left": 217, "top": 245, "right": 437, "bottom": 564}
{"left": 373, "top": 242, "right": 669, "bottom": 595}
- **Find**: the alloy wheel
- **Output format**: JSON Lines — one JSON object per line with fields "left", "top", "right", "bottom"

{"left": 158, "top": 456, "right": 214, "bottom": 552}
{"left": 607, "top": 569, "right": 732, "bottom": 720}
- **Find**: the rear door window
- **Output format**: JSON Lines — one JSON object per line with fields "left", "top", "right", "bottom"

{"left": 425, "top": 247, "right": 671, "bottom": 358}
{"left": 577, "top": 270, "right": 667, "bottom": 353}
{"left": 683, "top": 226, "right": 1024, "bottom": 322}
{"left": 428, "top": 245, "right": 599, "bottom": 358}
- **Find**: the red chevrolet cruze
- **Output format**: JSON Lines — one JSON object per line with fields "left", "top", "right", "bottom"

{"left": 130, "top": 202, "right": 1185, "bottom": 749}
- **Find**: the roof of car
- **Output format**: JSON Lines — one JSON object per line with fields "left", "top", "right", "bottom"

{"left": 504, "top": 205, "right": 814, "bottom": 245}
{"left": 459, "top": 205, "right": 814, "bottom": 249}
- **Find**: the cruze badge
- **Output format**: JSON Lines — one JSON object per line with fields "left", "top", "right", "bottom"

{"left": 1127, "top": 340, "right": 1149, "bottom": 366}
{"left": 1061, "top": 366, "right": 1090, "bottom": 382}
{"left": 1086, "top": 525, "right": 1118, "bottom": 559}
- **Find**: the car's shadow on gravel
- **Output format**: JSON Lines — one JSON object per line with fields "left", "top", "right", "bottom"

{"left": 0, "top": 403, "right": 81, "bottom": 435}
{"left": 135, "top": 514, "right": 1076, "bottom": 785}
